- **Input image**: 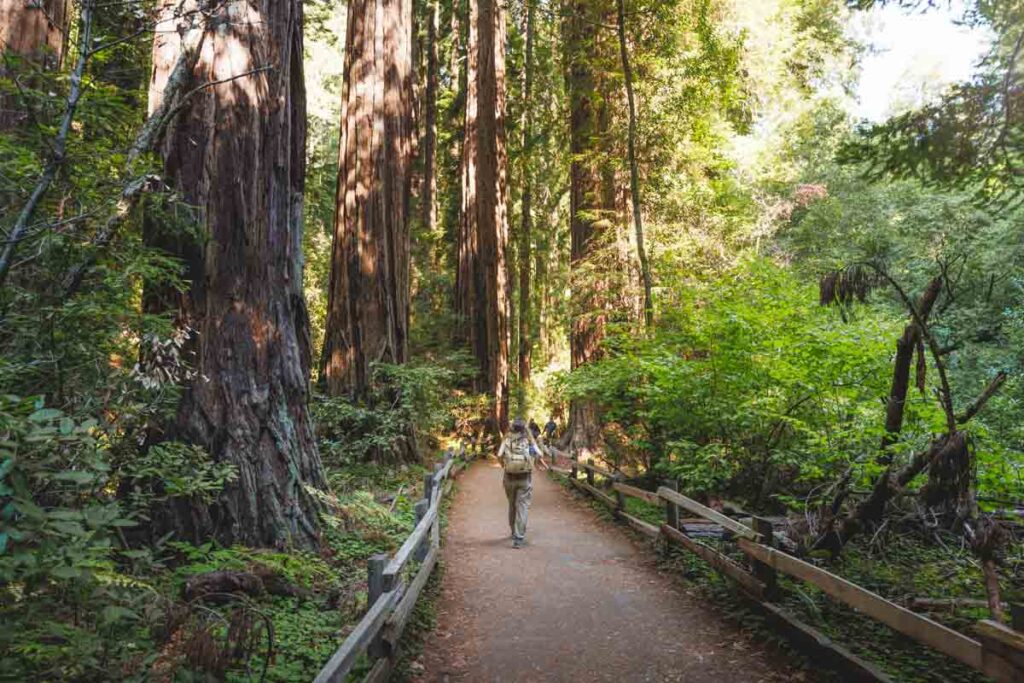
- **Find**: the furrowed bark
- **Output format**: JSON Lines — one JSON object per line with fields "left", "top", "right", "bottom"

{"left": 458, "top": 0, "right": 510, "bottom": 434}
{"left": 146, "top": 0, "right": 326, "bottom": 549}
{"left": 563, "top": 0, "right": 615, "bottom": 456}
{"left": 0, "top": 0, "right": 71, "bottom": 128}
{"left": 421, "top": 0, "right": 438, "bottom": 237}
{"left": 321, "top": 0, "right": 414, "bottom": 401}
{"left": 517, "top": 0, "right": 535, "bottom": 387}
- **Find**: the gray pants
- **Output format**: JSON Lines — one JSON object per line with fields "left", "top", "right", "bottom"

{"left": 503, "top": 472, "right": 533, "bottom": 541}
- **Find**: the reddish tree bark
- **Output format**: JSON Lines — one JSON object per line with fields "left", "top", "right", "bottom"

{"left": 321, "top": 0, "right": 414, "bottom": 402}
{"left": 564, "top": 0, "right": 615, "bottom": 456}
{"left": 0, "top": 0, "right": 69, "bottom": 64}
{"left": 457, "top": 0, "right": 510, "bottom": 434}
{"left": 517, "top": 1, "right": 535, "bottom": 387}
{"left": 0, "top": 0, "right": 70, "bottom": 127}
{"left": 421, "top": 0, "right": 439, "bottom": 237}
{"left": 147, "top": 0, "right": 326, "bottom": 549}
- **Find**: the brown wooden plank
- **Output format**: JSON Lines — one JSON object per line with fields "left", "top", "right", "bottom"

{"left": 384, "top": 502, "right": 439, "bottom": 581}
{"left": 578, "top": 459, "right": 617, "bottom": 479}
{"left": 313, "top": 587, "right": 402, "bottom": 683}
{"left": 613, "top": 482, "right": 664, "bottom": 506}
{"left": 738, "top": 538, "right": 983, "bottom": 670}
{"left": 661, "top": 524, "right": 765, "bottom": 600}
{"left": 383, "top": 545, "right": 439, "bottom": 647}
{"left": 619, "top": 511, "right": 659, "bottom": 538}
{"left": 580, "top": 481, "right": 618, "bottom": 508}
{"left": 975, "top": 619, "right": 1024, "bottom": 681}
{"left": 754, "top": 601, "right": 892, "bottom": 682}
{"left": 657, "top": 487, "right": 759, "bottom": 540}
{"left": 362, "top": 656, "right": 392, "bottom": 683}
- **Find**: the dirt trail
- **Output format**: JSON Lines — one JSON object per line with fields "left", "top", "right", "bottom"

{"left": 416, "top": 460, "right": 798, "bottom": 682}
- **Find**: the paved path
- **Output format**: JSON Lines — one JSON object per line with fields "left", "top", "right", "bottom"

{"left": 416, "top": 460, "right": 798, "bottom": 682}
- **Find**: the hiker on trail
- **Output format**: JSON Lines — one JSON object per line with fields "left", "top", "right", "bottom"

{"left": 528, "top": 418, "right": 541, "bottom": 443}
{"left": 497, "top": 418, "right": 546, "bottom": 548}
{"left": 543, "top": 417, "right": 557, "bottom": 443}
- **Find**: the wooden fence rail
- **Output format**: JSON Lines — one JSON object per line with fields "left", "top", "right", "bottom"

{"left": 314, "top": 448, "right": 468, "bottom": 683}
{"left": 560, "top": 454, "right": 1024, "bottom": 683}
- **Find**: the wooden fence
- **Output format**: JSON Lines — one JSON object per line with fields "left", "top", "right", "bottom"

{"left": 314, "top": 448, "right": 469, "bottom": 683}
{"left": 560, "top": 452, "right": 1024, "bottom": 683}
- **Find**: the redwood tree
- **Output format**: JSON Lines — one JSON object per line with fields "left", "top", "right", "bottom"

{"left": 0, "top": 0, "right": 69, "bottom": 64}
{"left": 321, "top": 0, "right": 414, "bottom": 401}
{"left": 0, "top": 0, "right": 70, "bottom": 127}
{"left": 517, "top": 0, "right": 536, "bottom": 388}
{"left": 457, "top": 0, "right": 510, "bottom": 433}
{"left": 147, "top": 0, "right": 326, "bottom": 548}
{"left": 564, "top": 0, "right": 616, "bottom": 456}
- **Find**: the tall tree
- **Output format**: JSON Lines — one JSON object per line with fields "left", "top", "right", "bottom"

{"left": 616, "top": 0, "right": 653, "bottom": 327}
{"left": 517, "top": 0, "right": 536, "bottom": 387}
{"left": 564, "top": 0, "right": 616, "bottom": 455}
{"left": 321, "top": 0, "right": 415, "bottom": 402}
{"left": 457, "top": 0, "right": 510, "bottom": 433}
{"left": 147, "top": 0, "right": 326, "bottom": 548}
{"left": 422, "top": 0, "right": 439, "bottom": 237}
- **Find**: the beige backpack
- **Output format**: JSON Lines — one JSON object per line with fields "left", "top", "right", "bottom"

{"left": 503, "top": 434, "right": 533, "bottom": 474}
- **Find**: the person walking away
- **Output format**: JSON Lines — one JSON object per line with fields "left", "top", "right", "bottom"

{"left": 528, "top": 418, "right": 542, "bottom": 444}
{"left": 497, "top": 419, "right": 545, "bottom": 548}
{"left": 543, "top": 417, "right": 557, "bottom": 443}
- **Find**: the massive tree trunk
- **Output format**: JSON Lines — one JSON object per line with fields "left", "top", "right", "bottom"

{"left": 564, "top": 0, "right": 615, "bottom": 456}
{"left": 457, "top": 0, "right": 510, "bottom": 434}
{"left": 0, "top": 0, "right": 71, "bottom": 127}
{"left": 517, "top": 1, "right": 535, "bottom": 388}
{"left": 421, "top": 0, "right": 439, "bottom": 236}
{"left": 321, "top": 0, "right": 414, "bottom": 402}
{"left": 147, "top": 0, "right": 326, "bottom": 549}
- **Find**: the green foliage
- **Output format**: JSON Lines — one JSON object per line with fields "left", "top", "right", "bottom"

{"left": 561, "top": 259, "right": 899, "bottom": 507}
{"left": 313, "top": 358, "right": 471, "bottom": 465}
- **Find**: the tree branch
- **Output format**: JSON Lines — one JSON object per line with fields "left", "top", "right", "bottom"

{"left": 0, "top": 0, "right": 94, "bottom": 291}
{"left": 956, "top": 371, "right": 1008, "bottom": 425}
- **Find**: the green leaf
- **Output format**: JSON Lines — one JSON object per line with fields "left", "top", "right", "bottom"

{"left": 101, "top": 605, "right": 138, "bottom": 624}
{"left": 51, "top": 521, "right": 86, "bottom": 536}
{"left": 53, "top": 471, "right": 96, "bottom": 485}
{"left": 59, "top": 417, "right": 74, "bottom": 435}
{"left": 28, "top": 408, "right": 62, "bottom": 422}
{"left": 50, "top": 565, "right": 80, "bottom": 579}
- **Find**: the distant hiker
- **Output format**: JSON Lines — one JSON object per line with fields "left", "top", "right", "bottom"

{"left": 497, "top": 418, "right": 545, "bottom": 548}
{"left": 543, "top": 417, "right": 557, "bottom": 442}
{"left": 528, "top": 418, "right": 542, "bottom": 444}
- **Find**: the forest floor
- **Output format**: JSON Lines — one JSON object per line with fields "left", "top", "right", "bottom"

{"left": 414, "top": 460, "right": 800, "bottom": 682}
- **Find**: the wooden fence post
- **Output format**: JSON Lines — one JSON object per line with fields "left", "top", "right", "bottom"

{"left": 615, "top": 487, "right": 626, "bottom": 518}
{"left": 570, "top": 454, "right": 578, "bottom": 480}
{"left": 751, "top": 516, "right": 778, "bottom": 600}
{"left": 413, "top": 499, "right": 429, "bottom": 561}
{"left": 423, "top": 472, "right": 434, "bottom": 503}
{"left": 586, "top": 459, "right": 596, "bottom": 487}
{"left": 367, "top": 554, "right": 388, "bottom": 658}
{"left": 1011, "top": 604, "right": 1023, "bottom": 632}
{"left": 664, "top": 480, "right": 679, "bottom": 530}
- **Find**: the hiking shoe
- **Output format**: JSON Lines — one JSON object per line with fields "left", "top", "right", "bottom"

{"left": 512, "top": 539, "right": 523, "bottom": 549}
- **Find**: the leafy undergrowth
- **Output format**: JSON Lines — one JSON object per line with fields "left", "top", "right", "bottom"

{"left": 0, "top": 460, "right": 434, "bottom": 682}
